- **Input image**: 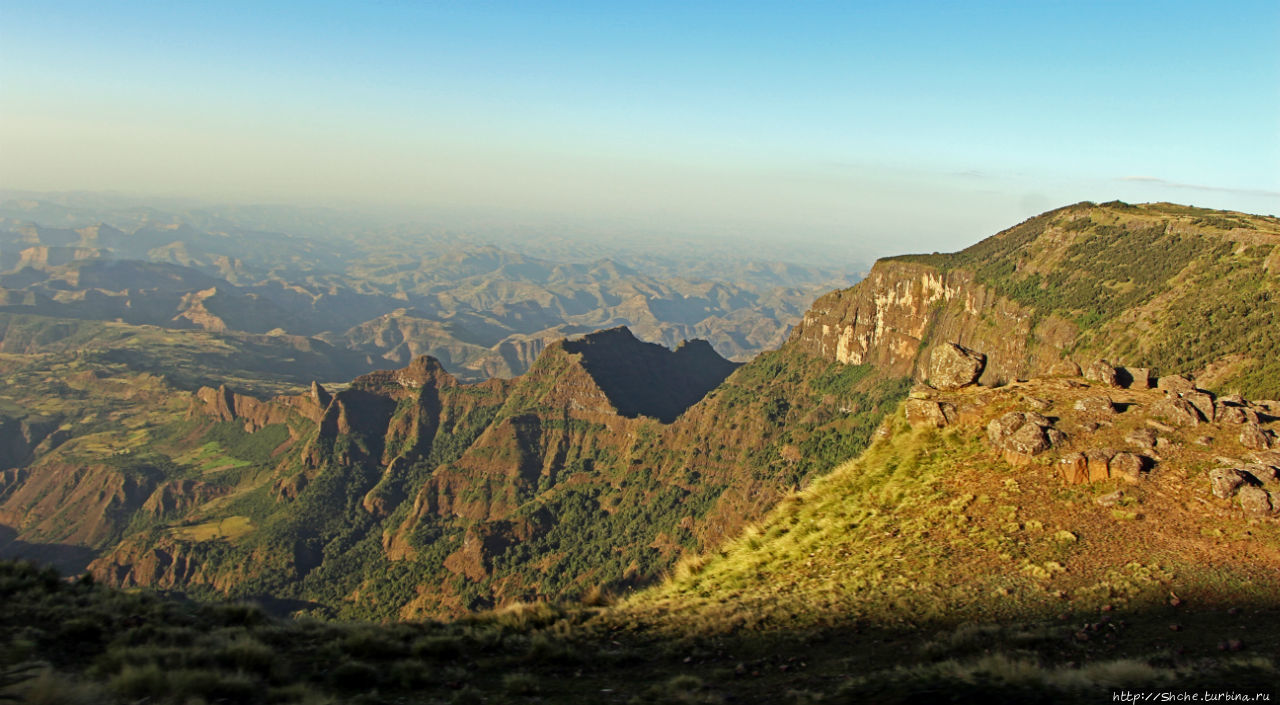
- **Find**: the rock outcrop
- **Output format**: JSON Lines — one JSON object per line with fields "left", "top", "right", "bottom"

{"left": 986, "top": 411, "right": 1063, "bottom": 465}
{"left": 788, "top": 260, "right": 1075, "bottom": 386}
{"left": 1084, "top": 360, "right": 1121, "bottom": 388}
{"left": 928, "top": 343, "right": 986, "bottom": 390}
{"left": 905, "top": 398, "right": 956, "bottom": 427}
{"left": 912, "top": 367, "right": 1278, "bottom": 518}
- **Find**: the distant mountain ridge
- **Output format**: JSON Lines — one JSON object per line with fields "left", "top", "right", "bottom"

{"left": 0, "top": 206, "right": 856, "bottom": 382}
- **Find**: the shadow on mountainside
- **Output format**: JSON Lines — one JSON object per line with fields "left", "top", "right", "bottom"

{"left": 0, "top": 524, "right": 97, "bottom": 575}
{"left": 564, "top": 327, "right": 740, "bottom": 423}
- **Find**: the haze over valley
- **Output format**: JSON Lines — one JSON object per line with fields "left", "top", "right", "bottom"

{"left": 0, "top": 193, "right": 862, "bottom": 390}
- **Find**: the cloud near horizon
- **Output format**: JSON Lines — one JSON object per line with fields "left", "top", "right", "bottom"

{"left": 1117, "top": 176, "right": 1280, "bottom": 200}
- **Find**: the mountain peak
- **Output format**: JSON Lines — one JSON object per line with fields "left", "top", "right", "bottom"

{"left": 350, "top": 354, "right": 456, "bottom": 393}
{"left": 557, "top": 326, "right": 739, "bottom": 423}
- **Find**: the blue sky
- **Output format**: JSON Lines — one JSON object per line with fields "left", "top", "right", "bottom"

{"left": 1, "top": 1, "right": 1277, "bottom": 256}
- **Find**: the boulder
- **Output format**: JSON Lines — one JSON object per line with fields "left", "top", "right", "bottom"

{"left": 1216, "top": 406, "right": 1259, "bottom": 425}
{"left": 1084, "top": 360, "right": 1121, "bottom": 388}
{"left": 929, "top": 343, "right": 987, "bottom": 390}
{"left": 1152, "top": 396, "right": 1205, "bottom": 426}
{"left": 1124, "top": 428, "right": 1158, "bottom": 449}
{"left": 1121, "top": 367, "right": 1152, "bottom": 390}
{"left": 1237, "top": 486, "right": 1275, "bottom": 516}
{"left": 905, "top": 399, "right": 955, "bottom": 428}
{"left": 1244, "top": 463, "right": 1279, "bottom": 484}
{"left": 1156, "top": 375, "right": 1197, "bottom": 395}
{"left": 1251, "top": 400, "right": 1280, "bottom": 415}
{"left": 1182, "top": 391, "right": 1216, "bottom": 422}
{"left": 1058, "top": 453, "right": 1090, "bottom": 484}
{"left": 1240, "top": 424, "right": 1273, "bottom": 451}
{"left": 1022, "top": 412, "right": 1053, "bottom": 428}
{"left": 1045, "top": 428, "right": 1069, "bottom": 447}
{"left": 1048, "top": 359, "right": 1082, "bottom": 377}
{"left": 988, "top": 410, "right": 1063, "bottom": 464}
{"left": 1110, "top": 452, "right": 1148, "bottom": 484}
{"left": 1209, "top": 468, "right": 1249, "bottom": 499}
{"left": 1074, "top": 396, "right": 1116, "bottom": 415}
{"left": 988, "top": 412, "right": 1028, "bottom": 446}
{"left": 1086, "top": 450, "right": 1113, "bottom": 483}
{"left": 1006, "top": 423, "right": 1051, "bottom": 458}
{"left": 1218, "top": 394, "right": 1246, "bottom": 407}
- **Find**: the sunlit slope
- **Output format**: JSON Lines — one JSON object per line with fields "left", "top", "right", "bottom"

{"left": 624, "top": 376, "right": 1280, "bottom": 631}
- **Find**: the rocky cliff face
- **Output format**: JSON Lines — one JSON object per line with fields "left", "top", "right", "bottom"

{"left": 0, "top": 462, "right": 157, "bottom": 548}
{"left": 789, "top": 260, "right": 1075, "bottom": 385}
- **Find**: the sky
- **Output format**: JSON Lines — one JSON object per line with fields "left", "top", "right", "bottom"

{"left": 1, "top": 1, "right": 1278, "bottom": 257}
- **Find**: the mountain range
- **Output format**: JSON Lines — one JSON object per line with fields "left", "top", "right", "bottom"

{"left": 1, "top": 198, "right": 860, "bottom": 388}
{"left": 2, "top": 200, "right": 1279, "bottom": 702}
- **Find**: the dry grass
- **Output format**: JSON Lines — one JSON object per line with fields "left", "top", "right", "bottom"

{"left": 619, "top": 379, "right": 1280, "bottom": 634}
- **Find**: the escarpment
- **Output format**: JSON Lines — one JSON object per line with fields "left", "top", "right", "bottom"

{"left": 788, "top": 202, "right": 1280, "bottom": 398}
{"left": 789, "top": 260, "right": 1074, "bottom": 385}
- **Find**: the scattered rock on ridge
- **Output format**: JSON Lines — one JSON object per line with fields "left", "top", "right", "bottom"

{"left": 1059, "top": 453, "right": 1089, "bottom": 484}
{"left": 1153, "top": 396, "right": 1205, "bottom": 426}
{"left": 1074, "top": 396, "right": 1116, "bottom": 415}
{"left": 1110, "top": 452, "right": 1148, "bottom": 484}
{"left": 1121, "top": 367, "right": 1152, "bottom": 390}
{"left": 1237, "top": 486, "right": 1275, "bottom": 516}
{"left": 1182, "top": 391, "right": 1217, "bottom": 423}
{"left": 1084, "top": 360, "right": 1121, "bottom": 388}
{"left": 905, "top": 399, "right": 956, "bottom": 428}
{"left": 1157, "top": 375, "right": 1198, "bottom": 395}
{"left": 1210, "top": 468, "right": 1250, "bottom": 499}
{"left": 1217, "top": 406, "right": 1259, "bottom": 425}
{"left": 1086, "top": 450, "right": 1114, "bottom": 483}
{"left": 1125, "top": 428, "right": 1158, "bottom": 450}
{"left": 1241, "top": 424, "right": 1274, "bottom": 451}
{"left": 1048, "top": 359, "right": 1082, "bottom": 377}
{"left": 988, "top": 411, "right": 1061, "bottom": 465}
{"left": 929, "top": 343, "right": 986, "bottom": 390}
{"left": 1246, "top": 464, "right": 1279, "bottom": 483}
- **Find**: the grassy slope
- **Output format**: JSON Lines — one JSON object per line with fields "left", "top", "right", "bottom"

{"left": 628, "top": 381, "right": 1280, "bottom": 630}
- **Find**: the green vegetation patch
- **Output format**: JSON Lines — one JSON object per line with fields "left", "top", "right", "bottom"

{"left": 169, "top": 516, "right": 255, "bottom": 542}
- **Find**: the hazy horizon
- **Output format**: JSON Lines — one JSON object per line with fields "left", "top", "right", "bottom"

{"left": 2, "top": 1, "right": 1277, "bottom": 258}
